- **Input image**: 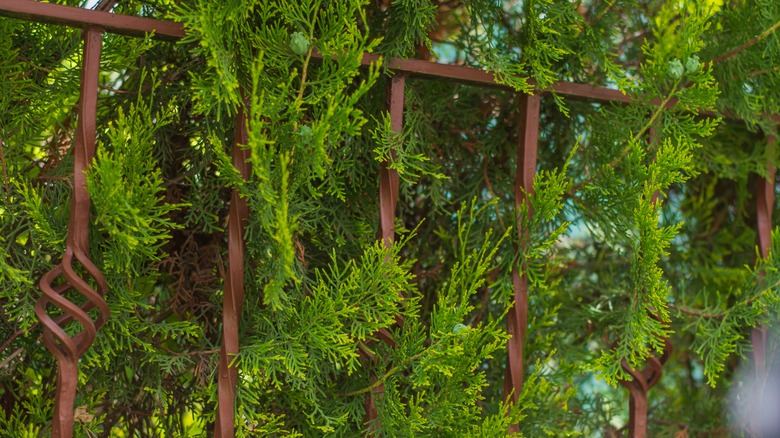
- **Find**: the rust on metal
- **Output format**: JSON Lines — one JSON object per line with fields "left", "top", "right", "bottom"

{"left": 33, "top": 27, "right": 108, "bottom": 438}
{"left": 0, "top": 0, "right": 185, "bottom": 41}
{"left": 619, "top": 338, "right": 672, "bottom": 438}
{"left": 504, "top": 94, "right": 540, "bottom": 431}
{"left": 214, "top": 104, "right": 252, "bottom": 437}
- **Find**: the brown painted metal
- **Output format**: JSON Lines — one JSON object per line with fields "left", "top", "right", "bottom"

{"left": 4, "top": 3, "right": 773, "bottom": 436}
{"left": 0, "top": 0, "right": 185, "bottom": 41}
{"left": 214, "top": 104, "right": 252, "bottom": 438}
{"left": 364, "top": 73, "right": 407, "bottom": 433}
{"left": 378, "top": 73, "right": 405, "bottom": 248}
{"left": 750, "top": 134, "right": 775, "bottom": 435}
{"left": 371, "top": 53, "right": 632, "bottom": 103}
{"left": 311, "top": 51, "right": 631, "bottom": 105}
{"left": 0, "top": 3, "right": 715, "bottom": 110}
{"left": 504, "top": 93, "right": 540, "bottom": 432}
{"left": 619, "top": 337, "right": 672, "bottom": 438}
{"left": 33, "top": 27, "right": 107, "bottom": 438}
{"left": 0, "top": 0, "right": 631, "bottom": 105}
{"left": 0, "top": 2, "right": 639, "bottom": 105}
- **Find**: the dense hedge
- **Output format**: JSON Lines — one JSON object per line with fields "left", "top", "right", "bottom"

{"left": 1, "top": 0, "right": 780, "bottom": 436}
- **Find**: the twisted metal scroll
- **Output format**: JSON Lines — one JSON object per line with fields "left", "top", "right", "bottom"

{"left": 504, "top": 94, "right": 540, "bottom": 432}
{"left": 215, "top": 104, "right": 251, "bottom": 438}
{"left": 363, "top": 73, "right": 406, "bottom": 432}
{"left": 618, "top": 337, "right": 672, "bottom": 437}
{"left": 33, "top": 27, "right": 108, "bottom": 438}
{"left": 750, "top": 134, "right": 775, "bottom": 436}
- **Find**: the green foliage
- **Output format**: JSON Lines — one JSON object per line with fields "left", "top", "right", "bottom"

{"left": 87, "top": 93, "right": 183, "bottom": 275}
{"left": 2, "top": 0, "right": 780, "bottom": 436}
{"left": 371, "top": 0, "right": 438, "bottom": 59}
{"left": 692, "top": 229, "right": 780, "bottom": 386}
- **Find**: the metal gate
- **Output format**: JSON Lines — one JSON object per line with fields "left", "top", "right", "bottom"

{"left": 0, "top": 1, "right": 775, "bottom": 437}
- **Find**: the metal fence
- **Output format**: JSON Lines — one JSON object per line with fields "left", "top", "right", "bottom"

{"left": 0, "top": 1, "right": 774, "bottom": 437}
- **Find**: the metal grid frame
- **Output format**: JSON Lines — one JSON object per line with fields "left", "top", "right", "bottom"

{"left": 0, "top": 1, "right": 774, "bottom": 437}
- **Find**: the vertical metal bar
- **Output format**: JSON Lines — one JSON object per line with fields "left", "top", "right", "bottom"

{"left": 365, "top": 73, "right": 406, "bottom": 433}
{"left": 378, "top": 73, "right": 405, "bottom": 248}
{"left": 215, "top": 104, "right": 251, "bottom": 438}
{"left": 750, "top": 134, "right": 775, "bottom": 435}
{"left": 619, "top": 338, "right": 671, "bottom": 437}
{"left": 34, "top": 27, "right": 107, "bottom": 438}
{"left": 622, "top": 363, "right": 651, "bottom": 436}
{"left": 504, "top": 93, "right": 540, "bottom": 431}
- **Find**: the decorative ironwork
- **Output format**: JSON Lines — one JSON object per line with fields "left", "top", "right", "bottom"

{"left": 378, "top": 73, "right": 405, "bottom": 249}
{"left": 750, "top": 134, "right": 776, "bottom": 436}
{"left": 0, "top": 2, "right": 183, "bottom": 436}
{"left": 364, "top": 73, "right": 407, "bottom": 430}
{"left": 618, "top": 337, "right": 672, "bottom": 438}
{"left": 2, "top": 2, "right": 773, "bottom": 435}
{"left": 33, "top": 27, "right": 108, "bottom": 438}
{"left": 215, "top": 104, "right": 252, "bottom": 438}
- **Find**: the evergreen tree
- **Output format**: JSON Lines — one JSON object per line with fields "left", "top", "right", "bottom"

{"left": 1, "top": 0, "right": 779, "bottom": 436}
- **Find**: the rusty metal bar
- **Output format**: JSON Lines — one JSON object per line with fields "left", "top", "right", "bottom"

{"left": 378, "top": 73, "right": 405, "bottom": 248}
{"left": 504, "top": 93, "right": 540, "bottom": 432}
{"left": 311, "top": 52, "right": 631, "bottom": 104}
{"left": 33, "top": 27, "right": 108, "bottom": 438}
{"left": 214, "top": 104, "right": 252, "bottom": 437}
{"left": 0, "top": 0, "right": 637, "bottom": 106}
{"left": 364, "top": 73, "right": 407, "bottom": 432}
{"left": 0, "top": 0, "right": 185, "bottom": 41}
{"left": 618, "top": 338, "right": 671, "bottom": 437}
{"left": 750, "top": 134, "right": 775, "bottom": 435}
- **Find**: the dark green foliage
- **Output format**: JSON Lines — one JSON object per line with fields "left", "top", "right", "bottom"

{"left": 1, "top": 0, "right": 780, "bottom": 436}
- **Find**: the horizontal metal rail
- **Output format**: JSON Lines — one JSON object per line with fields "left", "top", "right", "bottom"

{"left": 356, "top": 52, "right": 632, "bottom": 103}
{"left": 0, "top": 0, "right": 185, "bottom": 40}
{"left": 0, "top": 0, "right": 632, "bottom": 103}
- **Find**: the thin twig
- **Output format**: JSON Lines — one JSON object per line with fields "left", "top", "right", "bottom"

{"left": 741, "top": 65, "right": 780, "bottom": 80}
{"left": 569, "top": 79, "right": 681, "bottom": 195}
{"left": 297, "top": 46, "right": 314, "bottom": 102}
{"left": 483, "top": 159, "right": 507, "bottom": 230}
{"left": 711, "top": 19, "right": 780, "bottom": 66}
{"left": 670, "top": 303, "right": 724, "bottom": 319}
{"left": 590, "top": 0, "right": 616, "bottom": 27}
{"left": 342, "top": 350, "right": 425, "bottom": 397}
{"left": 0, "top": 138, "right": 9, "bottom": 202}
{"left": 99, "top": 84, "right": 137, "bottom": 95}
{"left": 158, "top": 346, "right": 219, "bottom": 357}
{"left": 0, "top": 347, "right": 24, "bottom": 370}
{"left": 0, "top": 325, "right": 35, "bottom": 356}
